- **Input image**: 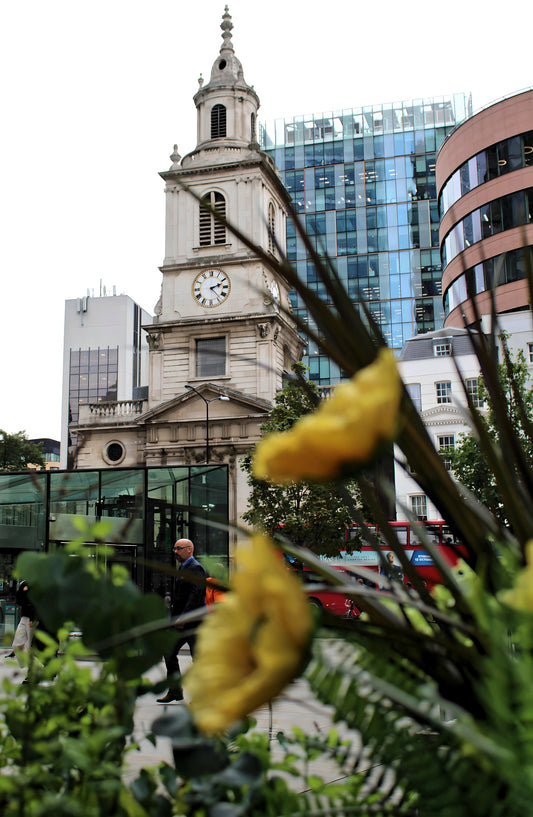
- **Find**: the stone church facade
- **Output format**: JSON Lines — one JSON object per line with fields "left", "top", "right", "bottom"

{"left": 72, "top": 8, "right": 303, "bottom": 538}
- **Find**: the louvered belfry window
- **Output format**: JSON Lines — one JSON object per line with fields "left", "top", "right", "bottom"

{"left": 268, "top": 202, "right": 276, "bottom": 253}
{"left": 199, "top": 192, "right": 226, "bottom": 246}
{"left": 211, "top": 104, "right": 227, "bottom": 138}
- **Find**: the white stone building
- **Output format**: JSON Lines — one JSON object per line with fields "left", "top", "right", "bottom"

{"left": 395, "top": 315, "right": 533, "bottom": 521}
{"left": 71, "top": 9, "right": 303, "bottom": 542}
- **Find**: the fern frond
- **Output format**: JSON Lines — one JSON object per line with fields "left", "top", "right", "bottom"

{"left": 305, "top": 638, "right": 533, "bottom": 817}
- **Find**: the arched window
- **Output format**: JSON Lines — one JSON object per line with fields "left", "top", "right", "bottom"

{"left": 211, "top": 104, "right": 227, "bottom": 138}
{"left": 200, "top": 192, "right": 226, "bottom": 246}
{"left": 268, "top": 202, "right": 276, "bottom": 253}
{"left": 250, "top": 112, "right": 256, "bottom": 142}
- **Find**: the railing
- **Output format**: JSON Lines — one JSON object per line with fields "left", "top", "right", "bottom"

{"left": 78, "top": 400, "right": 146, "bottom": 422}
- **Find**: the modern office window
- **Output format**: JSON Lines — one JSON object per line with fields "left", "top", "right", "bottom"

{"left": 199, "top": 192, "right": 226, "bottom": 246}
{"left": 406, "top": 383, "right": 422, "bottom": 412}
{"left": 466, "top": 377, "right": 484, "bottom": 407}
{"left": 211, "top": 104, "right": 226, "bottom": 138}
{"left": 196, "top": 337, "right": 226, "bottom": 378}
{"left": 436, "top": 381, "right": 452, "bottom": 404}
{"left": 438, "top": 434, "right": 455, "bottom": 469}
{"left": 411, "top": 494, "right": 428, "bottom": 521}
{"left": 69, "top": 347, "right": 118, "bottom": 425}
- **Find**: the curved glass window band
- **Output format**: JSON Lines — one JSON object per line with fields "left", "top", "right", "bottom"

{"left": 443, "top": 246, "right": 533, "bottom": 314}
{"left": 439, "top": 130, "right": 533, "bottom": 217}
{"left": 441, "top": 188, "right": 533, "bottom": 267}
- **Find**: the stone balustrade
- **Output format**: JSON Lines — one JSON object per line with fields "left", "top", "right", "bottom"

{"left": 78, "top": 400, "right": 146, "bottom": 424}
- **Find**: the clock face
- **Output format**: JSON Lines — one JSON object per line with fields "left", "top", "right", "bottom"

{"left": 269, "top": 280, "right": 280, "bottom": 312}
{"left": 192, "top": 269, "right": 230, "bottom": 308}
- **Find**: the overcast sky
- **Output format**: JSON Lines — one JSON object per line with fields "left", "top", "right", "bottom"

{"left": 0, "top": 0, "right": 530, "bottom": 441}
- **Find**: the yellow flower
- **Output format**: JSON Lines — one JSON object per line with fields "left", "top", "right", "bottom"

{"left": 499, "top": 541, "right": 533, "bottom": 612}
{"left": 184, "top": 534, "right": 313, "bottom": 734}
{"left": 253, "top": 349, "right": 401, "bottom": 483}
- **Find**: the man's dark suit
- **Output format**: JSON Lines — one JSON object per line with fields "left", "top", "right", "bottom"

{"left": 163, "top": 556, "right": 206, "bottom": 699}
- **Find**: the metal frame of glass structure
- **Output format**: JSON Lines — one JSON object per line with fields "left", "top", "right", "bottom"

{"left": 0, "top": 465, "right": 229, "bottom": 623}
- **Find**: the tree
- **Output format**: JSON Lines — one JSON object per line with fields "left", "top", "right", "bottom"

{"left": 0, "top": 430, "right": 44, "bottom": 471}
{"left": 450, "top": 346, "right": 533, "bottom": 523}
{"left": 241, "top": 363, "right": 364, "bottom": 557}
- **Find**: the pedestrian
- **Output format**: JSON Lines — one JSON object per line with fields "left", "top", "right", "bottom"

{"left": 11, "top": 581, "right": 37, "bottom": 665}
{"left": 157, "top": 538, "right": 206, "bottom": 703}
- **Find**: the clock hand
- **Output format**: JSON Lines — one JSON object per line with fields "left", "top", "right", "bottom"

{"left": 209, "top": 283, "right": 221, "bottom": 292}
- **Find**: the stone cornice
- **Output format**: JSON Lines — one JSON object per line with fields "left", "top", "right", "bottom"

{"left": 143, "top": 310, "right": 302, "bottom": 341}
{"left": 160, "top": 153, "right": 290, "bottom": 207}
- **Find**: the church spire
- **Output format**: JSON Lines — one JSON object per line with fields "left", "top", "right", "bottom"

{"left": 186, "top": 7, "right": 260, "bottom": 155}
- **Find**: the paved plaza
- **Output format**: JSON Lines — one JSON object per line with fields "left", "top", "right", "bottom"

{"left": 0, "top": 646, "right": 363, "bottom": 791}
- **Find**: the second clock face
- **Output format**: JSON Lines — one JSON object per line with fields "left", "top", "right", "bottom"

{"left": 192, "top": 269, "right": 230, "bottom": 308}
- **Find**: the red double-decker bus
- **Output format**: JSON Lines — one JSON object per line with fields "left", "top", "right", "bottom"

{"left": 323, "top": 520, "right": 466, "bottom": 588}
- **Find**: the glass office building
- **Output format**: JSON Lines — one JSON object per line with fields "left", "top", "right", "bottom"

{"left": 260, "top": 94, "right": 473, "bottom": 385}
{"left": 0, "top": 465, "right": 228, "bottom": 633}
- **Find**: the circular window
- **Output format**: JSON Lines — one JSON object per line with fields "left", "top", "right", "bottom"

{"left": 104, "top": 441, "right": 125, "bottom": 465}
{"left": 218, "top": 59, "right": 226, "bottom": 70}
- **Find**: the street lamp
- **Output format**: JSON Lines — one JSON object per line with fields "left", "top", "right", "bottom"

{"left": 184, "top": 385, "right": 230, "bottom": 464}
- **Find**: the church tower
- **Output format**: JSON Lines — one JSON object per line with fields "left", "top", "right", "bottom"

{"left": 72, "top": 8, "right": 302, "bottom": 532}
{"left": 146, "top": 6, "right": 301, "bottom": 407}
{"left": 139, "top": 7, "right": 303, "bottom": 508}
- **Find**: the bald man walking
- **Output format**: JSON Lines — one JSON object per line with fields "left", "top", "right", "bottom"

{"left": 157, "top": 538, "right": 206, "bottom": 703}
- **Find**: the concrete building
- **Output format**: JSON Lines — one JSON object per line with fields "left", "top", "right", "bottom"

{"left": 259, "top": 93, "right": 473, "bottom": 386}
{"left": 437, "top": 88, "right": 533, "bottom": 328}
{"left": 71, "top": 9, "right": 303, "bottom": 543}
{"left": 61, "top": 293, "right": 151, "bottom": 469}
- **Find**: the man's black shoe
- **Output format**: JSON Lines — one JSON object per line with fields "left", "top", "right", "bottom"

{"left": 156, "top": 692, "right": 184, "bottom": 703}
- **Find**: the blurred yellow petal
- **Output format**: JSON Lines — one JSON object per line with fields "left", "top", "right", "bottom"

{"left": 184, "top": 534, "right": 313, "bottom": 734}
{"left": 253, "top": 349, "right": 401, "bottom": 482}
{"left": 500, "top": 541, "right": 533, "bottom": 612}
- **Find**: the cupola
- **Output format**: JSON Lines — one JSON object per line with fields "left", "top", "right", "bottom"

{"left": 191, "top": 6, "right": 260, "bottom": 152}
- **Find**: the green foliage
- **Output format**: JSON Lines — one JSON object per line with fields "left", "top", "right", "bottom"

{"left": 450, "top": 346, "right": 533, "bottom": 523}
{"left": 305, "top": 585, "right": 533, "bottom": 817}
{"left": 0, "top": 523, "right": 179, "bottom": 817}
{"left": 17, "top": 524, "right": 174, "bottom": 681}
{"left": 152, "top": 706, "right": 387, "bottom": 817}
{"left": 2, "top": 196, "right": 533, "bottom": 816}
{"left": 0, "top": 634, "right": 143, "bottom": 816}
{"left": 241, "top": 363, "right": 364, "bottom": 556}
{"left": 0, "top": 430, "right": 44, "bottom": 471}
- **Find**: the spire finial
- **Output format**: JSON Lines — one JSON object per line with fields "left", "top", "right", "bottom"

{"left": 169, "top": 144, "right": 181, "bottom": 169}
{"left": 220, "top": 5, "right": 234, "bottom": 53}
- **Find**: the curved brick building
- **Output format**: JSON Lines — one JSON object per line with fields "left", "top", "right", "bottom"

{"left": 437, "top": 89, "right": 533, "bottom": 327}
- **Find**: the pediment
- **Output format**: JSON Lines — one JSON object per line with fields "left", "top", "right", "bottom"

{"left": 420, "top": 404, "right": 467, "bottom": 427}
{"left": 137, "top": 383, "right": 271, "bottom": 426}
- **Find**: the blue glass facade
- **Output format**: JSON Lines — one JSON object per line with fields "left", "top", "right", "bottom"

{"left": 260, "top": 94, "right": 472, "bottom": 385}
